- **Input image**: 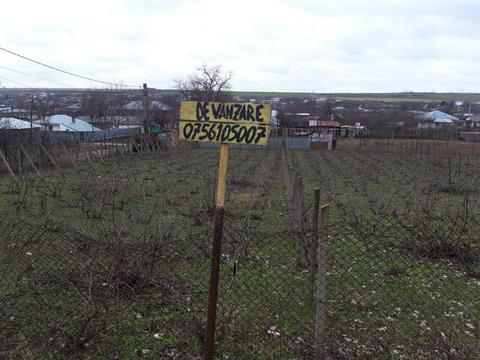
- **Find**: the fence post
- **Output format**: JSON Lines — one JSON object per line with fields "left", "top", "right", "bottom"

{"left": 204, "top": 143, "right": 229, "bottom": 360}
{"left": 289, "top": 169, "right": 296, "bottom": 219}
{"left": 295, "top": 175, "right": 304, "bottom": 230}
{"left": 294, "top": 175, "right": 304, "bottom": 266}
{"left": 18, "top": 144, "right": 23, "bottom": 174}
{"left": 286, "top": 166, "right": 293, "bottom": 209}
{"left": 314, "top": 204, "right": 330, "bottom": 358}
{"left": 464, "top": 192, "right": 469, "bottom": 221}
{"left": 311, "top": 188, "right": 320, "bottom": 300}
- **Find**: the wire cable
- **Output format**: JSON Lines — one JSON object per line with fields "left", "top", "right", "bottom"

{"left": 0, "top": 65, "right": 74, "bottom": 88}
{"left": 0, "top": 74, "right": 29, "bottom": 87}
{"left": 0, "top": 45, "right": 142, "bottom": 88}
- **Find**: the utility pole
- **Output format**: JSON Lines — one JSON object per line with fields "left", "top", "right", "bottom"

{"left": 143, "top": 83, "right": 150, "bottom": 134}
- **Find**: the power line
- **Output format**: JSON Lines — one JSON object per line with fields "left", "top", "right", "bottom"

{"left": 0, "top": 65, "right": 74, "bottom": 88}
{"left": 0, "top": 74, "right": 29, "bottom": 87}
{"left": 0, "top": 45, "right": 142, "bottom": 89}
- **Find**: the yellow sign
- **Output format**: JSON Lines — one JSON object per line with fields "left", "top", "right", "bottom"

{"left": 179, "top": 101, "right": 271, "bottom": 145}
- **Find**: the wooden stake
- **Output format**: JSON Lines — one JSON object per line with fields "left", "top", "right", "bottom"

{"left": 0, "top": 148, "right": 16, "bottom": 181}
{"left": 314, "top": 204, "right": 330, "bottom": 358}
{"left": 18, "top": 145, "right": 23, "bottom": 174}
{"left": 464, "top": 192, "right": 469, "bottom": 221}
{"left": 78, "top": 142, "right": 94, "bottom": 167}
{"left": 133, "top": 141, "right": 142, "bottom": 156}
{"left": 19, "top": 143, "right": 42, "bottom": 178}
{"left": 295, "top": 175, "right": 304, "bottom": 230}
{"left": 60, "top": 142, "right": 80, "bottom": 171}
{"left": 40, "top": 144, "right": 58, "bottom": 169}
{"left": 215, "top": 143, "right": 229, "bottom": 207}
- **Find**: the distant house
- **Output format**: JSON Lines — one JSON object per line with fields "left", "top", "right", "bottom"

{"left": 464, "top": 115, "right": 480, "bottom": 128}
{"left": 0, "top": 117, "right": 41, "bottom": 130}
{"left": 34, "top": 114, "right": 100, "bottom": 132}
{"left": 417, "top": 110, "right": 459, "bottom": 128}
{"left": 122, "top": 100, "right": 170, "bottom": 111}
{"left": 271, "top": 109, "right": 279, "bottom": 127}
{"left": 0, "top": 108, "right": 29, "bottom": 119}
{"left": 67, "top": 103, "right": 81, "bottom": 110}
{"left": 418, "top": 110, "right": 459, "bottom": 122}
{"left": 351, "top": 122, "right": 367, "bottom": 137}
{"left": 308, "top": 119, "right": 341, "bottom": 132}
{"left": 284, "top": 112, "right": 311, "bottom": 127}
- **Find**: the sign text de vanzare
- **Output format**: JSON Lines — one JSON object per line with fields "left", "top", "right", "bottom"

{"left": 179, "top": 101, "right": 271, "bottom": 145}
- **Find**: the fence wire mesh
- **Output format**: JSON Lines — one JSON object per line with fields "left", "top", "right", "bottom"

{"left": 0, "top": 145, "right": 479, "bottom": 359}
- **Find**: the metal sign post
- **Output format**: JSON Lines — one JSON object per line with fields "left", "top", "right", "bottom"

{"left": 204, "top": 142, "right": 228, "bottom": 360}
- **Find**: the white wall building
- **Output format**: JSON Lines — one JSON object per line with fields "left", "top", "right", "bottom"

{"left": 0, "top": 117, "right": 41, "bottom": 130}
{"left": 34, "top": 115, "right": 100, "bottom": 132}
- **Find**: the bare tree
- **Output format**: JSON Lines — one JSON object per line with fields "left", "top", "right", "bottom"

{"left": 81, "top": 91, "right": 107, "bottom": 123}
{"left": 175, "top": 64, "right": 233, "bottom": 102}
{"left": 33, "top": 99, "right": 50, "bottom": 120}
{"left": 104, "top": 86, "right": 128, "bottom": 128}
{"left": 80, "top": 87, "right": 128, "bottom": 129}
{"left": 160, "top": 92, "right": 180, "bottom": 129}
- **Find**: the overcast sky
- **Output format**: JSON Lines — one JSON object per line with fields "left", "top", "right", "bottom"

{"left": 0, "top": 0, "right": 479, "bottom": 92}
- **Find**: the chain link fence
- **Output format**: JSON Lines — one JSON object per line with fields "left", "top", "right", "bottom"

{"left": 1, "top": 146, "right": 479, "bottom": 359}
{"left": 281, "top": 146, "right": 480, "bottom": 359}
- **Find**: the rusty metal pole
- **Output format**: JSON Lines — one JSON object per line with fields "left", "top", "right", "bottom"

{"left": 204, "top": 143, "right": 229, "bottom": 360}
{"left": 204, "top": 206, "right": 225, "bottom": 360}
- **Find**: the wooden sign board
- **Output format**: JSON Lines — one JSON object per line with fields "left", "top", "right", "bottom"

{"left": 179, "top": 101, "right": 271, "bottom": 145}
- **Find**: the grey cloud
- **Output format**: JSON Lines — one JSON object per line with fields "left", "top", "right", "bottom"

{"left": 0, "top": 0, "right": 479, "bottom": 91}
